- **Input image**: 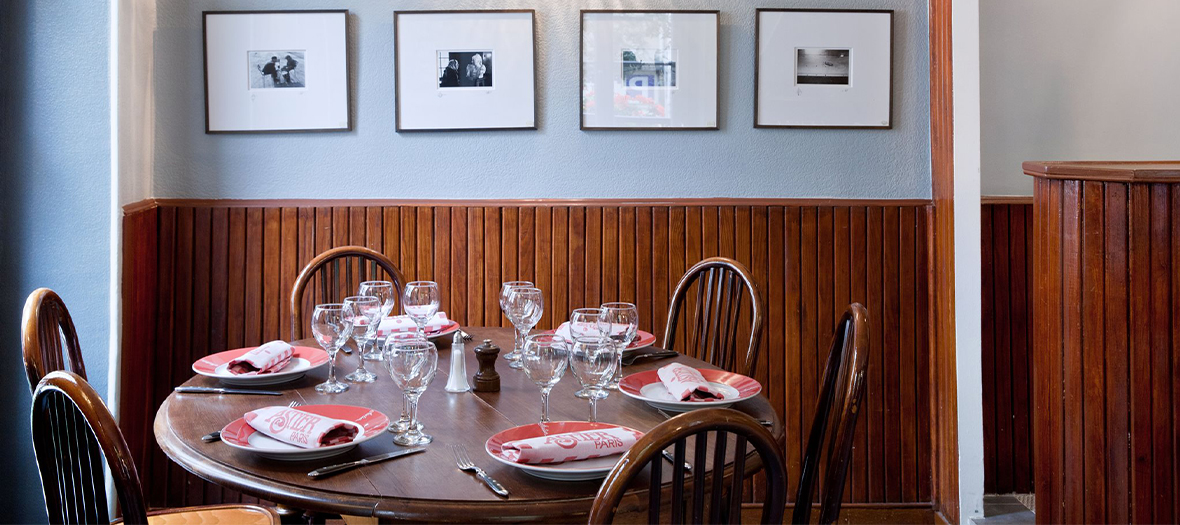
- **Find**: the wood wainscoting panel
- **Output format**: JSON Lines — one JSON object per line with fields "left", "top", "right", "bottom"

{"left": 121, "top": 199, "right": 934, "bottom": 510}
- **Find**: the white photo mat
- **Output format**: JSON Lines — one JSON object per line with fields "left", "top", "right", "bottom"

{"left": 756, "top": 10, "right": 892, "bottom": 128}
{"left": 204, "top": 11, "right": 350, "bottom": 133}
{"left": 581, "top": 11, "right": 719, "bottom": 130}
{"left": 395, "top": 11, "right": 536, "bottom": 131}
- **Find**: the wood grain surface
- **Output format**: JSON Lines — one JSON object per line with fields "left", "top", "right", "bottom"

{"left": 122, "top": 198, "right": 933, "bottom": 511}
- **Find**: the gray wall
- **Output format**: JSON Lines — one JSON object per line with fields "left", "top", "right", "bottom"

{"left": 0, "top": 1, "right": 112, "bottom": 522}
{"left": 981, "top": 0, "right": 1180, "bottom": 196}
{"left": 154, "top": 0, "right": 931, "bottom": 200}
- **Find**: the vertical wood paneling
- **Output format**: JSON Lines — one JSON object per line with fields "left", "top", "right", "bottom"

{"left": 123, "top": 199, "right": 935, "bottom": 510}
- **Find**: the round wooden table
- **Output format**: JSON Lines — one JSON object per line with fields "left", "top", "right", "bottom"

{"left": 155, "top": 327, "right": 783, "bottom": 523}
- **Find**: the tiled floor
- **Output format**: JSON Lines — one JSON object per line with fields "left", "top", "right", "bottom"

{"left": 971, "top": 494, "right": 1035, "bottom": 525}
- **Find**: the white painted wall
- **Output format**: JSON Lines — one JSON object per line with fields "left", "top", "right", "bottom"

{"left": 953, "top": 0, "right": 984, "bottom": 521}
{"left": 981, "top": 0, "right": 1180, "bottom": 196}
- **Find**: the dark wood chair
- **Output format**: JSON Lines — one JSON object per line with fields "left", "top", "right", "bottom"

{"left": 662, "top": 257, "right": 764, "bottom": 377}
{"left": 290, "top": 246, "right": 406, "bottom": 339}
{"left": 31, "top": 370, "right": 280, "bottom": 525}
{"left": 793, "top": 303, "right": 870, "bottom": 525}
{"left": 21, "top": 288, "right": 87, "bottom": 391}
{"left": 588, "top": 408, "right": 786, "bottom": 525}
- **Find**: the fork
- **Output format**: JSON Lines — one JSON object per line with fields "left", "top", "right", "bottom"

{"left": 459, "top": 329, "right": 473, "bottom": 342}
{"left": 203, "top": 400, "right": 302, "bottom": 443}
{"left": 452, "top": 444, "right": 509, "bottom": 497}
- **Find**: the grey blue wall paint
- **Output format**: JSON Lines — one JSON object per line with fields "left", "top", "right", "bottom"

{"left": 154, "top": 0, "right": 930, "bottom": 200}
{"left": 0, "top": 1, "right": 112, "bottom": 522}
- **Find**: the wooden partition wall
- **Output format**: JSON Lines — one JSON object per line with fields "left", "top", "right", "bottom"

{"left": 121, "top": 198, "right": 934, "bottom": 510}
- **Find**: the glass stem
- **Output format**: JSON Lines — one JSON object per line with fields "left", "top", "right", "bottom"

{"left": 401, "top": 393, "right": 410, "bottom": 421}
{"left": 589, "top": 396, "right": 598, "bottom": 423}
{"left": 514, "top": 327, "right": 524, "bottom": 354}
{"left": 540, "top": 389, "right": 551, "bottom": 423}
{"left": 327, "top": 350, "right": 338, "bottom": 382}
{"left": 357, "top": 341, "right": 368, "bottom": 371}
{"left": 408, "top": 394, "right": 420, "bottom": 430}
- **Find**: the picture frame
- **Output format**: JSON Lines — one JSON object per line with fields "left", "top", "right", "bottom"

{"left": 203, "top": 10, "right": 351, "bottom": 134}
{"left": 754, "top": 9, "right": 893, "bottom": 129}
{"left": 394, "top": 10, "right": 537, "bottom": 132}
{"left": 580, "top": 10, "right": 720, "bottom": 131}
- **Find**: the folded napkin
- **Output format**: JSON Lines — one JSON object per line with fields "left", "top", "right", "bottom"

{"left": 244, "top": 406, "right": 359, "bottom": 449}
{"left": 657, "top": 362, "right": 726, "bottom": 401}
{"left": 378, "top": 312, "right": 450, "bottom": 336}
{"left": 554, "top": 321, "right": 630, "bottom": 343}
{"left": 227, "top": 340, "right": 294, "bottom": 375}
{"left": 501, "top": 426, "right": 643, "bottom": 464}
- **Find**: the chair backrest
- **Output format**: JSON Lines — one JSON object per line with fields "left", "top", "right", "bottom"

{"left": 588, "top": 409, "right": 786, "bottom": 525}
{"left": 793, "top": 303, "right": 870, "bottom": 525}
{"left": 662, "top": 257, "right": 764, "bottom": 377}
{"left": 290, "top": 246, "right": 406, "bottom": 340}
{"left": 21, "top": 288, "right": 87, "bottom": 391}
{"left": 31, "top": 371, "right": 148, "bottom": 525}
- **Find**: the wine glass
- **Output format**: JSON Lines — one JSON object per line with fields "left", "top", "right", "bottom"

{"left": 568, "top": 308, "right": 606, "bottom": 399}
{"left": 598, "top": 302, "right": 638, "bottom": 390}
{"left": 384, "top": 338, "right": 438, "bottom": 446}
{"left": 402, "top": 281, "right": 441, "bottom": 339}
{"left": 568, "top": 336, "right": 619, "bottom": 423}
{"left": 310, "top": 303, "right": 354, "bottom": 394}
{"left": 504, "top": 287, "right": 544, "bottom": 369}
{"left": 522, "top": 334, "right": 569, "bottom": 423}
{"left": 385, "top": 333, "right": 424, "bottom": 434}
{"left": 499, "top": 281, "right": 534, "bottom": 363}
{"left": 359, "top": 280, "right": 395, "bottom": 361}
{"left": 343, "top": 295, "right": 380, "bottom": 383}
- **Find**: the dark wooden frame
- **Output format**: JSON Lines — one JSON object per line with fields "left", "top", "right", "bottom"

{"left": 290, "top": 246, "right": 407, "bottom": 340}
{"left": 579, "top": 10, "right": 721, "bottom": 131}
{"left": 753, "top": 8, "right": 894, "bottom": 130}
{"left": 588, "top": 408, "right": 786, "bottom": 524}
{"left": 393, "top": 9, "right": 538, "bottom": 133}
{"left": 662, "top": 257, "right": 764, "bottom": 377}
{"left": 202, "top": 9, "right": 352, "bottom": 134}
{"left": 21, "top": 287, "right": 87, "bottom": 391}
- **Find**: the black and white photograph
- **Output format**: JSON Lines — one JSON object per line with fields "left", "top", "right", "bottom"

{"left": 248, "top": 50, "right": 306, "bottom": 89}
{"left": 795, "top": 48, "right": 849, "bottom": 85}
{"left": 621, "top": 49, "right": 677, "bottom": 90}
{"left": 437, "top": 51, "right": 494, "bottom": 89}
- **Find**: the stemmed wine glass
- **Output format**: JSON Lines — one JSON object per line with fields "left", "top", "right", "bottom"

{"left": 359, "top": 281, "right": 396, "bottom": 362}
{"left": 384, "top": 338, "right": 438, "bottom": 446}
{"left": 568, "top": 308, "right": 606, "bottom": 399}
{"left": 343, "top": 295, "right": 380, "bottom": 383}
{"left": 521, "top": 334, "right": 569, "bottom": 423}
{"left": 568, "top": 336, "right": 619, "bottom": 423}
{"left": 310, "top": 303, "right": 354, "bottom": 394}
{"left": 504, "top": 287, "right": 544, "bottom": 369}
{"left": 499, "top": 281, "right": 534, "bottom": 364}
{"left": 598, "top": 302, "right": 638, "bottom": 390}
{"left": 403, "top": 281, "right": 441, "bottom": 339}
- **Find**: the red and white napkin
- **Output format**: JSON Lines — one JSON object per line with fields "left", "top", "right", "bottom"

{"left": 378, "top": 312, "right": 450, "bottom": 335}
{"left": 243, "top": 406, "right": 360, "bottom": 448}
{"left": 227, "top": 340, "right": 294, "bottom": 375}
{"left": 501, "top": 426, "right": 643, "bottom": 464}
{"left": 657, "top": 362, "right": 726, "bottom": 402}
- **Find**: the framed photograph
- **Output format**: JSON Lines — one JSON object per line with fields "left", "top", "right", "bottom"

{"left": 755, "top": 9, "right": 893, "bottom": 129}
{"left": 395, "top": 10, "right": 536, "bottom": 132}
{"left": 203, "top": 10, "right": 351, "bottom": 133}
{"left": 580, "top": 10, "right": 719, "bottom": 131}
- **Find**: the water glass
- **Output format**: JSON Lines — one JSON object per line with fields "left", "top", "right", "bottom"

{"left": 498, "top": 281, "right": 534, "bottom": 363}
{"left": 598, "top": 302, "right": 638, "bottom": 389}
{"left": 522, "top": 334, "right": 569, "bottom": 423}
{"left": 403, "top": 281, "right": 441, "bottom": 338}
{"left": 568, "top": 308, "right": 605, "bottom": 399}
{"left": 310, "top": 303, "right": 353, "bottom": 394}
{"left": 384, "top": 338, "right": 438, "bottom": 446}
{"left": 343, "top": 296, "right": 381, "bottom": 383}
{"left": 359, "top": 280, "right": 396, "bottom": 361}
{"left": 568, "top": 336, "right": 618, "bottom": 423}
{"left": 504, "top": 287, "right": 544, "bottom": 369}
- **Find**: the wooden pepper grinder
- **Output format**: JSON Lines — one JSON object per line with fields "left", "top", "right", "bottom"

{"left": 473, "top": 339, "right": 501, "bottom": 392}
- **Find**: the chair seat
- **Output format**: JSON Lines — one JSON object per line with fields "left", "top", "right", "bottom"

{"left": 115, "top": 504, "right": 280, "bottom": 525}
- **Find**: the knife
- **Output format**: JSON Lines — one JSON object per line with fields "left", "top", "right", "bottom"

{"left": 308, "top": 447, "right": 427, "bottom": 478}
{"left": 174, "top": 386, "right": 283, "bottom": 396}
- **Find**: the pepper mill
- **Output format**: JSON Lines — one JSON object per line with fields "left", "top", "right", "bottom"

{"left": 473, "top": 339, "right": 501, "bottom": 392}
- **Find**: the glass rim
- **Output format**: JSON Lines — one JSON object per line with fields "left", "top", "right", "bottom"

{"left": 526, "top": 333, "right": 567, "bottom": 344}
{"left": 386, "top": 339, "right": 436, "bottom": 350}
{"left": 571, "top": 307, "right": 603, "bottom": 315}
{"left": 406, "top": 280, "right": 438, "bottom": 287}
{"left": 511, "top": 286, "right": 543, "bottom": 294}
{"left": 314, "top": 303, "right": 347, "bottom": 309}
{"left": 571, "top": 335, "right": 613, "bottom": 345}
{"left": 600, "top": 302, "right": 637, "bottom": 310}
{"left": 343, "top": 295, "right": 380, "bottom": 303}
{"left": 501, "top": 280, "right": 534, "bottom": 288}
{"left": 359, "top": 280, "right": 393, "bottom": 287}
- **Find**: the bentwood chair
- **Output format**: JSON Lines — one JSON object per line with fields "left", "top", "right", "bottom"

{"left": 662, "top": 257, "right": 764, "bottom": 377}
{"left": 21, "top": 288, "right": 87, "bottom": 391}
{"left": 793, "top": 303, "right": 870, "bottom": 525}
{"left": 31, "top": 371, "right": 280, "bottom": 525}
{"left": 290, "top": 246, "right": 406, "bottom": 339}
{"left": 588, "top": 409, "right": 786, "bottom": 525}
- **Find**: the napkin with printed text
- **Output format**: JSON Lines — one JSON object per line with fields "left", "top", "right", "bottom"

{"left": 243, "top": 406, "right": 360, "bottom": 448}
{"left": 501, "top": 426, "right": 643, "bottom": 464}
{"left": 657, "top": 362, "right": 726, "bottom": 401}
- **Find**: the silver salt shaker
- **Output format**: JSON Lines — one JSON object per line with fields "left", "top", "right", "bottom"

{"left": 445, "top": 331, "right": 472, "bottom": 393}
